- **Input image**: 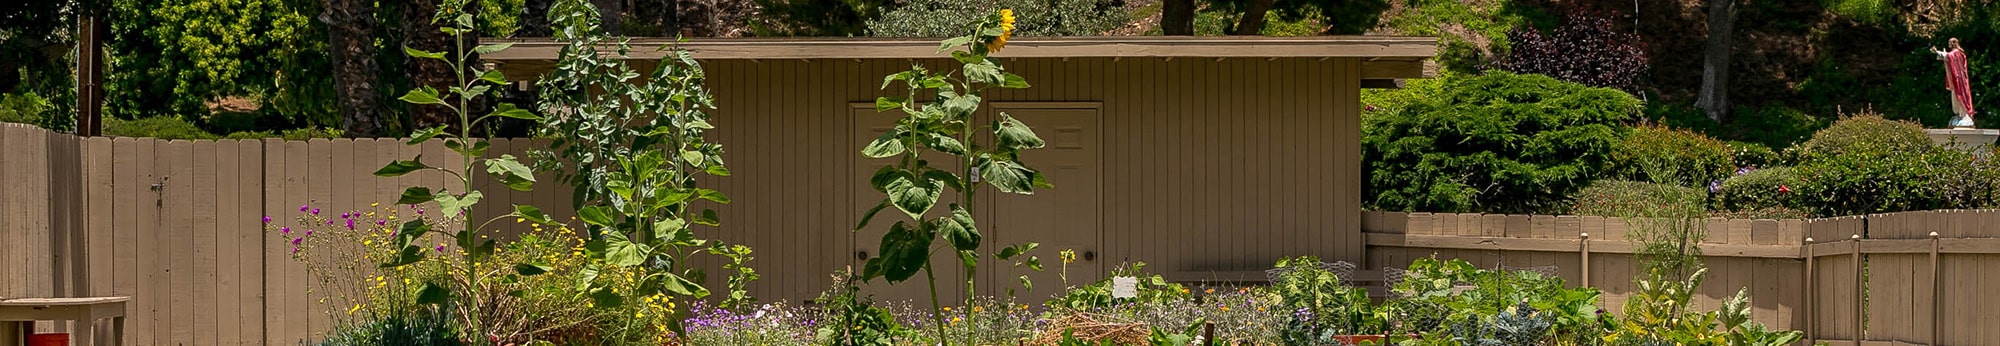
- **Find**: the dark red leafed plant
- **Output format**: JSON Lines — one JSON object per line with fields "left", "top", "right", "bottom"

{"left": 1492, "top": 13, "right": 1648, "bottom": 93}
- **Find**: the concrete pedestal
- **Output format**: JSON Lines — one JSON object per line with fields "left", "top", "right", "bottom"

{"left": 1927, "top": 128, "right": 1999, "bottom": 158}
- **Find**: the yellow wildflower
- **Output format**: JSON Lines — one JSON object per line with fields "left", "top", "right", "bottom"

{"left": 348, "top": 304, "right": 362, "bottom": 315}
{"left": 370, "top": 202, "right": 379, "bottom": 207}
{"left": 973, "top": 306, "right": 984, "bottom": 313}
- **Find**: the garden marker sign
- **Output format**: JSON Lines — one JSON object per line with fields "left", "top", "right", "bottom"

{"left": 1111, "top": 276, "right": 1139, "bottom": 298}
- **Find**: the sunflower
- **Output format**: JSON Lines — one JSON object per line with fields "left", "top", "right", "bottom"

{"left": 988, "top": 9, "right": 1017, "bottom": 52}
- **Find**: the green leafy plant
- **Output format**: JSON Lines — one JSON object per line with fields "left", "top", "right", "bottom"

{"left": 1362, "top": 72, "right": 1640, "bottom": 214}
{"left": 815, "top": 270, "right": 908, "bottom": 346}
{"left": 1569, "top": 180, "right": 1706, "bottom": 218}
{"left": 851, "top": 9, "right": 1047, "bottom": 346}
{"left": 1269, "top": 256, "right": 1385, "bottom": 344}
{"left": 1609, "top": 125, "right": 1736, "bottom": 187}
{"left": 1045, "top": 262, "right": 1189, "bottom": 310}
{"left": 525, "top": 0, "right": 757, "bottom": 340}
{"left": 1389, "top": 257, "right": 1603, "bottom": 345}
{"left": 868, "top": 0, "right": 1128, "bottom": 37}
{"left": 1713, "top": 167, "right": 1801, "bottom": 213}
{"left": 367, "top": 2, "right": 548, "bottom": 344}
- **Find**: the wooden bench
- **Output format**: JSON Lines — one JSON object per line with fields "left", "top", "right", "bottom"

{"left": 1, "top": 297, "right": 128, "bottom": 346}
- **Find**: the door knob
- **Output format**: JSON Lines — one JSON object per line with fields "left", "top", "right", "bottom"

{"left": 1083, "top": 251, "right": 1096, "bottom": 261}
{"left": 856, "top": 251, "right": 869, "bottom": 260}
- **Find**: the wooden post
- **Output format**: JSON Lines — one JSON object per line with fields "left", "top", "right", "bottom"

{"left": 1203, "top": 321, "right": 1214, "bottom": 346}
{"left": 1852, "top": 233, "right": 1863, "bottom": 346}
{"left": 1579, "top": 232, "right": 1591, "bottom": 287}
{"left": 1805, "top": 236, "right": 1816, "bottom": 344}
{"left": 1929, "top": 231, "right": 1940, "bottom": 346}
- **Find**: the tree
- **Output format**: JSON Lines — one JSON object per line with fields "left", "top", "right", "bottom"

{"left": 1493, "top": 13, "right": 1649, "bottom": 93}
{"left": 105, "top": 0, "right": 326, "bottom": 125}
{"left": 1204, "top": 0, "right": 1390, "bottom": 35}
{"left": 1160, "top": 0, "right": 1193, "bottom": 35}
{"left": 402, "top": 0, "right": 460, "bottom": 130}
{"left": 321, "top": 0, "right": 388, "bottom": 136}
{"left": 1694, "top": 0, "right": 1736, "bottom": 121}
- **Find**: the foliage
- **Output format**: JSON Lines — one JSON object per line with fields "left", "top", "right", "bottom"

{"left": 1725, "top": 141, "right": 1782, "bottom": 169}
{"left": 1604, "top": 269, "right": 1803, "bottom": 346}
{"left": 1044, "top": 262, "right": 1188, "bottom": 310}
{"left": 103, "top": 116, "right": 221, "bottom": 139}
{"left": 221, "top": 127, "right": 347, "bottom": 140}
{"left": 1713, "top": 167, "right": 1801, "bottom": 213}
{"left": 104, "top": 0, "right": 329, "bottom": 125}
{"left": 1183, "top": 3, "right": 1327, "bottom": 36}
{"left": 527, "top": 1, "right": 757, "bottom": 334}
{"left": 750, "top": 0, "right": 896, "bottom": 36}
{"left": 318, "top": 307, "right": 464, "bottom": 346}
{"left": 1647, "top": 103, "right": 1828, "bottom": 151}
{"left": 1269, "top": 256, "right": 1385, "bottom": 343}
{"left": 1376, "top": 0, "right": 1548, "bottom": 73}
{"left": 1203, "top": 0, "right": 1390, "bottom": 35}
{"left": 1389, "top": 258, "right": 1604, "bottom": 345}
{"left": 1790, "top": 115, "right": 2000, "bottom": 216}
{"left": 1363, "top": 72, "right": 1640, "bottom": 214}
{"left": 869, "top": 0, "right": 1127, "bottom": 37}
{"left": 364, "top": 5, "right": 550, "bottom": 344}
{"left": 814, "top": 270, "right": 909, "bottom": 346}
{"left": 1607, "top": 125, "right": 1735, "bottom": 187}
{"left": 1493, "top": 13, "right": 1649, "bottom": 93}
{"left": 853, "top": 9, "right": 1046, "bottom": 346}
{"left": 1790, "top": 113, "right": 1933, "bottom": 162}
{"left": 0, "top": 92, "right": 57, "bottom": 128}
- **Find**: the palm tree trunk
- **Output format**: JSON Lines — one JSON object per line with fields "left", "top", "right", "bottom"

{"left": 1161, "top": 0, "right": 1195, "bottom": 35}
{"left": 322, "top": 0, "right": 385, "bottom": 137}
{"left": 1231, "top": 0, "right": 1276, "bottom": 35}
{"left": 1695, "top": 0, "right": 1735, "bottom": 121}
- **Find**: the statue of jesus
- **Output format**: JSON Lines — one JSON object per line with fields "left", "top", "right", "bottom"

{"left": 1934, "top": 38, "right": 1977, "bottom": 128}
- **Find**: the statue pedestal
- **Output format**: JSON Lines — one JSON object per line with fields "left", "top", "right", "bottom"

{"left": 1927, "top": 128, "right": 1999, "bottom": 157}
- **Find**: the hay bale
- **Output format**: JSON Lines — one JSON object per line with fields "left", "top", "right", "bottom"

{"left": 1029, "top": 312, "right": 1152, "bottom": 346}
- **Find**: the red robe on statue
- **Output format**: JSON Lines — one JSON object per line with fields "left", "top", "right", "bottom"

{"left": 1943, "top": 48, "right": 1977, "bottom": 119}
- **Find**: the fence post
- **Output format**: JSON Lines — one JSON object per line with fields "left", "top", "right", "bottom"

{"left": 1852, "top": 233, "right": 1863, "bottom": 346}
{"left": 1805, "top": 236, "right": 1815, "bottom": 344}
{"left": 1930, "top": 231, "right": 1940, "bottom": 346}
{"left": 1579, "top": 232, "right": 1590, "bottom": 288}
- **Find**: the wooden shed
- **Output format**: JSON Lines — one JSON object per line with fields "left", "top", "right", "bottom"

{"left": 484, "top": 36, "right": 1437, "bottom": 302}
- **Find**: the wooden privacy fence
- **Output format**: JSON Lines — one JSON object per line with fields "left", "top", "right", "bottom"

{"left": 4, "top": 118, "right": 2000, "bottom": 345}
{"left": 1363, "top": 210, "right": 2000, "bottom": 346}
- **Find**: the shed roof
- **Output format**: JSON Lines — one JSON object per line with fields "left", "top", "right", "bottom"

{"left": 480, "top": 36, "right": 1438, "bottom": 80}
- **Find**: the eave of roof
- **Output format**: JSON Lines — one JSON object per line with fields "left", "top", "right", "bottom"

{"left": 480, "top": 36, "right": 1438, "bottom": 61}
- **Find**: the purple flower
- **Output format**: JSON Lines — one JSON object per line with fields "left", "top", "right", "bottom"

{"left": 291, "top": 246, "right": 299, "bottom": 254}
{"left": 311, "top": 208, "right": 320, "bottom": 215}
{"left": 376, "top": 219, "right": 387, "bottom": 226}
{"left": 291, "top": 237, "right": 303, "bottom": 245}
{"left": 262, "top": 216, "right": 272, "bottom": 224}
{"left": 345, "top": 219, "right": 356, "bottom": 230}
{"left": 1709, "top": 180, "right": 1722, "bottom": 193}
{"left": 327, "top": 220, "right": 335, "bottom": 225}
{"left": 305, "top": 230, "right": 313, "bottom": 236}
{"left": 416, "top": 208, "right": 425, "bottom": 215}
{"left": 434, "top": 245, "right": 445, "bottom": 252}
{"left": 281, "top": 227, "right": 290, "bottom": 235}
{"left": 300, "top": 204, "right": 309, "bottom": 212}
{"left": 341, "top": 212, "right": 351, "bottom": 219}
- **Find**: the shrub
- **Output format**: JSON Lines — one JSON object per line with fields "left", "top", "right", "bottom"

{"left": 1609, "top": 125, "right": 1736, "bottom": 186}
{"left": 1713, "top": 167, "right": 1801, "bottom": 212}
{"left": 1377, "top": 0, "right": 1550, "bottom": 73}
{"left": 103, "top": 116, "right": 221, "bottom": 139}
{"left": 1570, "top": 180, "right": 1706, "bottom": 218}
{"left": 1789, "top": 113, "right": 1931, "bottom": 162}
{"left": 1363, "top": 72, "right": 1640, "bottom": 214}
{"left": 0, "top": 92, "right": 61, "bottom": 129}
{"left": 1045, "top": 262, "right": 1188, "bottom": 310}
{"left": 1492, "top": 13, "right": 1648, "bottom": 93}
{"left": 1726, "top": 141, "right": 1782, "bottom": 168}
{"left": 868, "top": 0, "right": 1128, "bottom": 37}
{"left": 1269, "top": 256, "right": 1383, "bottom": 343}
{"left": 318, "top": 307, "right": 463, "bottom": 346}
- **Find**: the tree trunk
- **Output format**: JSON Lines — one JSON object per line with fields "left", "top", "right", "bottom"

{"left": 322, "top": 0, "right": 385, "bottom": 137}
{"left": 1695, "top": 0, "right": 1735, "bottom": 121}
{"left": 519, "top": 0, "right": 554, "bottom": 37}
{"left": 1161, "top": 0, "right": 1195, "bottom": 35}
{"left": 592, "top": 0, "right": 622, "bottom": 35}
{"left": 1231, "top": 0, "right": 1276, "bottom": 35}
{"left": 403, "top": 0, "right": 458, "bottom": 131}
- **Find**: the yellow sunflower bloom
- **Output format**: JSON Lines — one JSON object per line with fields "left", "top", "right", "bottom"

{"left": 988, "top": 9, "right": 1016, "bottom": 52}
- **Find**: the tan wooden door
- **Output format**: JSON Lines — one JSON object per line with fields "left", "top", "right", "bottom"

{"left": 987, "top": 104, "right": 1101, "bottom": 301}
{"left": 850, "top": 105, "right": 970, "bottom": 304}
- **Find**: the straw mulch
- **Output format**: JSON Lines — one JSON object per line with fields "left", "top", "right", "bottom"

{"left": 1028, "top": 312, "right": 1152, "bottom": 345}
